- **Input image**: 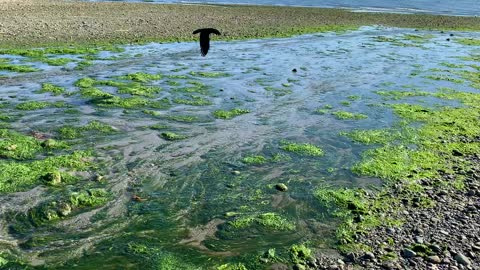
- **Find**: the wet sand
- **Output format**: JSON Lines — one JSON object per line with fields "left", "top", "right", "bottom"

{"left": 0, "top": 0, "right": 480, "bottom": 47}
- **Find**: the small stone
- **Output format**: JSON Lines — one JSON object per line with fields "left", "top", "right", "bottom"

{"left": 337, "top": 259, "right": 345, "bottom": 265}
{"left": 467, "top": 190, "right": 475, "bottom": 196}
{"left": 293, "top": 264, "right": 305, "bottom": 270}
{"left": 96, "top": 175, "right": 104, "bottom": 181}
{"left": 430, "top": 244, "right": 442, "bottom": 253}
{"left": 415, "top": 236, "right": 424, "bottom": 244}
{"left": 292, "top": 68, "right": 297, "bottom": 73}
{"left": 472, "top": 245, "right": 480, "bottom": 251}
{"left": 275, "top": 183, "right": 288, "bottom": 192}
{"left": 454, "top": 253, "right": 471, "bottom": 266}
{"left": 427, "top": 255, "right": 441, "bottom": 264}
{"left": 439, "top": 230, "right": 449, "bottom": 235}
{"left": 402, "top": 248, "right": 417, "bottom": 258}
{"left": 414, "top": 227, "right": 424, "bottom": 235}
{"left": 232, "top": 170, "right": 240, "bottom": 175}
{"left": 363, "top": 252, "right": 375, "bottom": 261}
{"left": 386, "top": 228, "right": 395, "bottom": 234}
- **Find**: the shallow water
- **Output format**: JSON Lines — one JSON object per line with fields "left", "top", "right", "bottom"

{"left": 83, "top": 0, "right": 480, "bottom": 16}
{"left": 1, "top": 26, "right": 480, "bottom": 268}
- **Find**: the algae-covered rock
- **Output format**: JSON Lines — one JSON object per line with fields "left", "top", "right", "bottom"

{"left": 57, "top": 202, "right": 71, "bottom": 217}
{"left": 275, "top": 183, "right": 288, "bottom": 192}
{"left": 43, "top": 171, "right": 62, "bottom": 186}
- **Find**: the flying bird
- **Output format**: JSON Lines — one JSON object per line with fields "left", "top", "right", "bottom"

{"left": 193, "top": 28, "right": 221, "bottom": 56}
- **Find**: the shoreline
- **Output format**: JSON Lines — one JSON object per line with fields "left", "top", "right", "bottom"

{"left": 0, "top": 0, "right": 480, "bottom": 48}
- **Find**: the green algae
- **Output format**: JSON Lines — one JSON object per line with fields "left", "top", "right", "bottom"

{"left": 70, "top": 188, "right": 109, "bottom": 208}
{"left": 290, "top": 244, "right": 313, "bottom": 264}
{"left": 166, "top": 115, "right": 199, "bottom": 123}
{"left": 58, "top": 120, "right": 116, "bottom": 139}
{"left": 119, "top": 72, "right": 162, "bottom": 82}
{"left": 217, "top": 263, "right": 248, "bottom": 270}
{"left": 375, "top": 89, "right": 430, "bottom": 100}
{"left": 173, "top": 95, "right": 211, "bottom": 106}
{"left": 241, "top": 155, "right": 268, "bottom": 165}
{"left": 117, "top": 83, "right": 162, "bottom": 97}
{"left": 424, "top": 74, "right": 464, "bottom": 84}
{"left": 0, "top": 150, "right": 93, "bottom": 193}
{"left": 37, "top": 83, "right": 65, "bottom": 96}
{"left": 160, "top": 132, "right": 186, "bottom": 141}
{"left": 341, "top": 129, "right": 392, "bottom": 145}
{"left": 332, "top": 111, "right": 368, "bottom": 120}
{"left": 213, "top": 109, "right": 250, "bottom": 119}
{"left": 0, "top": 130, "right": 67, "bottom": 161}
{"left": 455, "top": 38, "right": 480, "bottom": 46}
{"left": 280, "top": 141, "right": 324, "bottom": 156}
{"left": 229, "top": 213, "right": 295, "bottom": 231}
{"left": 16, "top": 101, "right": 66, "bottom": 110}
{"left": 0, "top": 63, "right": 39, "bottom": 73}
{"left": 189, "top": 71, "right": 230, "bottom": 78}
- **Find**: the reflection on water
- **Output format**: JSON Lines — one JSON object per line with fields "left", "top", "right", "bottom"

{"left": 1, "top": 26, "right": 480, "bottom": 268}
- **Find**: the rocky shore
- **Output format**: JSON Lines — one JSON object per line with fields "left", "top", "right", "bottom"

{"left": 313, "top": 155, "right": 480, "bottom": 270}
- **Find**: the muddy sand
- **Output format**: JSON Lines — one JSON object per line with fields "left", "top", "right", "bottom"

{"left": 1, "top": 0, "right": 480, "bottom": 47}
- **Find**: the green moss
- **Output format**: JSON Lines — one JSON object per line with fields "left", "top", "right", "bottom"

{"left": 149, "top": 124, "right": 168, "bottom": 130}
{"left": 37, "top": 83, "right": 65, "bottom": 96}
{"left": 213, "top": 109, "right": 250, "bottom": 119}
{"left": 160, "top": 132, "right": 186, "bottom": 141}
{"left": 0, "top": 129, "right": 43, "bottom": 160}
{"left": 280, "top": 141, "right": 324, "bottom": 156}
{"left": 242, "top": 155, "right": 268, "bottom": 165}
{"left": 340, "top": 101, "right": 351, "bottom": 106}
{"left": 69, "top": 188, "right": 109, "bottom": 207}
{"left": 347, "top": 95, "right": 360, "bottom": 101}
{"left": 0, "top": 150, "right": 92, "bottom": 193}
{"left": 332, "top": 111, "right": 368, "bottom": 120}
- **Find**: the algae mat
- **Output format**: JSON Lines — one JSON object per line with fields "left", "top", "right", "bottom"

{"left": 0, "top": 26, "right": 480, "bottom": 269}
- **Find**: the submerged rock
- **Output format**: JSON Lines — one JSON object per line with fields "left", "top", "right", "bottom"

{"left": 454, "top": 253, "right": 471, "bottom": 266}
{"left": 275, "top": 183, "right": 288, "bottom": 192}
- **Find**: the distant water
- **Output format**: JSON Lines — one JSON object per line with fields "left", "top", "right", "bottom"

{"left": 87, "top": 0, "right": 480, "bottom": 17}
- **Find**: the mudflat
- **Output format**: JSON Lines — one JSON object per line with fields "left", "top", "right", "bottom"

{"left": 1, "top": 0, "right": 480, "bottom": 47}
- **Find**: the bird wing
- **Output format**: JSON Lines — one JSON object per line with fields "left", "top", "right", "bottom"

{"left": 199, "top": 32, "right": 210, "bottom": 57}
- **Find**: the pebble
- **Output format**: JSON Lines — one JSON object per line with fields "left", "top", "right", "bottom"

{"left": 402, "top": 248, "right": 417, "bottom": 258}
{"left": 232, "top": 170, "right": 240, "bottom": 175}
{"left": 430, "top": 244, "right": 442, "bottom": 253}
{"left": 454, "top": 253, "right": 471, "bottom": 266}
{"left": 473, "top": 245, "right": 480, "bottom": 251}
{"left": 427, "top": 255, "right": 441, "bottom": 264}
{"left": 415, "top": 236, "right": 424, "bottom": 244}
{"left": 363, "top": 252, "right": 375, "bottom": 261}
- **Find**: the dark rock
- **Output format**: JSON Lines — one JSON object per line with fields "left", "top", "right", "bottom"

{"left": 362, "top": 252, "right": 375, "bottom": 261}
{"left": 292, "top": 68, "right": 297, "bottom": 73}
{"left": 402, "top": 248, "right": 417, "bottom": 258}
{"left": 454, "top": 253, "right": 471, "bottom": 266}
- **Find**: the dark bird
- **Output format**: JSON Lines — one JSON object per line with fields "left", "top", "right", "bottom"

{"left": 193, "top": 28, "right": 221, "bottom": 56}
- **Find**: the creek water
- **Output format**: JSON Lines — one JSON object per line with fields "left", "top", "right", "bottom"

{"left": 0, "top": 26, "right": 479, "bottom": 268}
